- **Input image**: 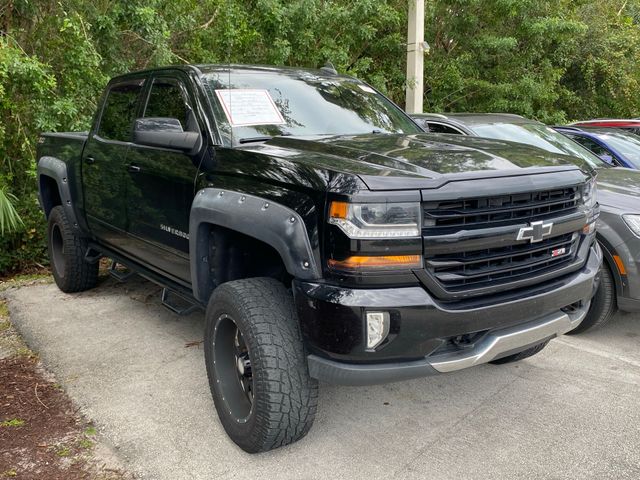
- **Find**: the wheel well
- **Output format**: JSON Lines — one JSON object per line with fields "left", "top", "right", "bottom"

{"left": 205, "top": 224, "right": 291, "bottom": 295}
{"left": 39, "top": 175, "right": 62, "bottom": 218}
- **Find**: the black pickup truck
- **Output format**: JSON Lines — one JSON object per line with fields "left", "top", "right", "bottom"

{"left": 37, "top": 65, "right": 601, "bottom": 453}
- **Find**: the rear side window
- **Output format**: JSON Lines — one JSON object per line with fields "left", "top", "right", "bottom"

{"left": 98, "top": 82, "right": 143, "bottom": 141}
{"left": 427, "top": 122, "right": 464, "bottom": 134}
{"left": 144, "top": 78, "right": 197, "bottom": 132}
{"left": 621, "top": 127, "right": 640, "bottom": 136}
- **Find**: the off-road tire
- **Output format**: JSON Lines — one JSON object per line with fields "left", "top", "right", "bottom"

{"left": 204, "top": 277, "right": 318, "bottom": 453}
{"left": 47, "top": 206, "right": 98, "bottom": 293}
{"left": 489, "top": 340, "right": 550, "bottom": 365}
{"left": 568, "top": 264, "right": 617, "bottom": 334}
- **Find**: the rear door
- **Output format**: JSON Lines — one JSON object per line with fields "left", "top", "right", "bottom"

{"left": 122, "top": 73, "right": 202, "bottom": 283}
{"left": 82, "top": 79, "right": 145, "bottom": 249}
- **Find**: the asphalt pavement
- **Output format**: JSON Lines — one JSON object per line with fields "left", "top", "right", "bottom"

{"left": 3, "top": 276, "right": 640, "bottom": 480}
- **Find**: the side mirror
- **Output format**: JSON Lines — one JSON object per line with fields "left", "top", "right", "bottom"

{"left": 598, "top": 153, "right": 614, "bottom": 164}
{"left": 133, "top": 117, "right": 202, "bottom": 152}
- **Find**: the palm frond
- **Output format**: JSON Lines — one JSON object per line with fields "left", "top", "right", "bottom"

{"left": 0, "top": 187, "right": 24, "bottom": 235}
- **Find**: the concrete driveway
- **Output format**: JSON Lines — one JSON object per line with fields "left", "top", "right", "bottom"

{"left": 4, "top": 277, "right": 640, "bottom": 480}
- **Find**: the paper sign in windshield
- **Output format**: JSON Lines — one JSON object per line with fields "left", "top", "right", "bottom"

{"left": 215, "top": 89, "right": 285, "bottom": 126}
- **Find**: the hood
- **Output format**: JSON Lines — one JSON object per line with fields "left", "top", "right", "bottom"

{"left": 256, "top": 133, "right": 594, "bottom": 190}
{"left": 596, "top": 167, "right": 640, "bottom": 211}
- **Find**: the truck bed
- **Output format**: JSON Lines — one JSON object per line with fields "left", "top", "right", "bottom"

{"left": 37, "top": 132, "right": 88, "bottom": 165}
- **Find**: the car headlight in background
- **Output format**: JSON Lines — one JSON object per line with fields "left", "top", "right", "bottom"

{"left": 581, "top": 177, "right": 598, "bottom": 209}
{"left": 623, "top": 215, "right": 640, "bottom": 237}
{"left": 328, "top": 201, "right": 421, "bottom": 239}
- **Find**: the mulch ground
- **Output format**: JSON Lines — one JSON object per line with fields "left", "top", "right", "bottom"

{"left": 0, "top": 276, "right": 130, "bottom": 479}
{"left": 0, "top": 355, "right": 99, "bottom": 479}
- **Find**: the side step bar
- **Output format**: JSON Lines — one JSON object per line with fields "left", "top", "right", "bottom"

{"left": 109, "top": 261, "right": 137, "bottom": 281}
{"left": 161, "top": 288, "right": 201, "bottom": 316}
{"left": 86, "top": 242, "right": 205, "bottom": 311}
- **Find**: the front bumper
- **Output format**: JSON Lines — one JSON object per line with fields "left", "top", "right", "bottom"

{"left": 294, "top": 243, "right": 602, "bottom": 385}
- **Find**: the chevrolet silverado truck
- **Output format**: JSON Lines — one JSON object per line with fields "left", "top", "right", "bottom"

{"left": 37, "top": 65, "right": 601, "bottom": 453}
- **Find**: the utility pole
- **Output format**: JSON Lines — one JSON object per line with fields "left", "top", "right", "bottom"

{"left": 405, "top": 0, "right": 424, "bottom": 114}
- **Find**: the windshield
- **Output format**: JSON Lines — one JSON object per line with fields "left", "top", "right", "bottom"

{"left": 202, "top": 70, "right": 420, "bottom": 144}
{"left": 593, "top": 131, "right": 640, "bottom": 169}
{"left": 471, "top": 123, "right": 605, "bottom": 168}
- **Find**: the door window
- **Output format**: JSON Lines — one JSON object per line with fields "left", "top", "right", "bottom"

{"left": 97, "top": 82, "right": 144, "bottom": 141}
{"left": 567, "top": 135, "right": 616, "bottom": 164}
{"left": 144, "top": 78, "right": 197, "bottom": 132}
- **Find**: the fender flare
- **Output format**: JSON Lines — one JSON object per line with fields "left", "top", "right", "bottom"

{"left": 37, "top": 156, "right": 82, "bottom": 233}
{"left": 189, "top": 188, "right": 321, "bottom": 302}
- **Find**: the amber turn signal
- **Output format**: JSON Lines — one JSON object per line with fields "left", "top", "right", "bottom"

{"left": 328, "top": 255, "right": 422, "bottom": 272}
{"left": 613, "top": 254, "right": 627, "bottom": 275}
{"left": 329, "top": 201, "right": 349, "bottom": 219}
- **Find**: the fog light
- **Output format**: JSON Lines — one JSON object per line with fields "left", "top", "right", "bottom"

{"left": 366, "top": 312, "right": 390, "bottom": 350}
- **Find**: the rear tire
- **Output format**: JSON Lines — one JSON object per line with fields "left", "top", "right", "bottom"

{"left": 47, "top": 206, "right": 98, "bottom": 293}
{"left": 568, "top": 264, "right": 617, "bottom": 334}
{"left": 489, "top": 340, "right": 550, "bottom": 365}
{"left": 204, "top": 277, "right": 318, "bottom": 453}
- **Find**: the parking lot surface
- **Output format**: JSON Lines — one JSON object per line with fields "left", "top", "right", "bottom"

{"left": 4, "top": 277, "right": 640, "bottom": 480}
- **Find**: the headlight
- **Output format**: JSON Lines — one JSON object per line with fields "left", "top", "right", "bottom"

{"left": 581, "top": 178, "right": 597, "bottom": 209}
{"left": 328, "top": 201, "right": 421, "bottom": 239}
{"left": 623, "top": 215, "right": 640, "bottom": 237}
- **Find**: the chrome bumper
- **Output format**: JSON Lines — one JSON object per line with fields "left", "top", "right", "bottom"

{"left": 429, "top": 305, "right": 588, "bottom": 373}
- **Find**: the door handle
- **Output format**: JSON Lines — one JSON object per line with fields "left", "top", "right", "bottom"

{"left": 127, "top": 164, "right": 141, "bottom": 173}
{"left": 85, "top": 156, "right": 95, "bottom": 164}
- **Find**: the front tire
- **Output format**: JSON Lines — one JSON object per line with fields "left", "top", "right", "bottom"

{"left": 204, "top": 278, "right": 318, "bottom": 453}
{"left": 47, "top": 206, "right": 98, "bottom": 293}
{"left": 568, "top": 264, "right": 617, "bottom": 334}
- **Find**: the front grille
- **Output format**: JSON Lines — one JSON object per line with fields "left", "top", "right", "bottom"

{"left": 423, "top": 187, "right": 579, "bottom": 233}
{"left": 425, "top": 232, "right": 578, "bottom": 292}
{"left": 421, "top": 185, "right": 588, "bottom": 299}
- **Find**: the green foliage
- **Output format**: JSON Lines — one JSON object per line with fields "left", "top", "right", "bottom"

{"left": 0, "top": 187, "right": 23, "bottom": 235}
{"left": 1, "top": 0, "right": 639, "bottom": 274}
{"left": 0, "top": 418, "right": 25, "bottom": 428}
{"left": 0, "top": 194, "right": 47, "bottom": 275}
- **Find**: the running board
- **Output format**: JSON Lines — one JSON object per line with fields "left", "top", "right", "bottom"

{"left": 84, "top": 247, "right": 103, "bottom": 264}
{"left": 161, "top": 288, "right": 201, "bottom": 316}
{"left": 109, "top": 261, "right": 136, "bottom": 281}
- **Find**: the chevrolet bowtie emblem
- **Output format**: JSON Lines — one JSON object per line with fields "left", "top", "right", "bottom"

{"left": 516, "top": 220, "right": 553, "bottom": 243}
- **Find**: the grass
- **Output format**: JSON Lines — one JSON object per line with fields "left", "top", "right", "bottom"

{"left": 55, "top": 446, "right": 71, "bottom": 457}
{"left": 0, "top": 271, "right": 52, "bottom": 292}
{"left": 78, "top": 438, "right": 94, "bottom": 450}
{"left": 0, "top": 419, "right": 25, "bottom": 428}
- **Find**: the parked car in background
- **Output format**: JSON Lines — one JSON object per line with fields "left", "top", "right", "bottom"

{"left": 570, "top": 119, "right": 640, "bottom": 136}
{"left": 411, "top": 112, "right": 640, "bottom": 332}
{"left": 554, "top": 126, "right": 640, "bottom": 170}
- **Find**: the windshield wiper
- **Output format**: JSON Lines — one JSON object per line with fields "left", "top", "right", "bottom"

{"left": 238, "top": 132, "right": 293, "bottom": 144}
{"left": 238, "top": 136, "right": 273, "bottom": 144}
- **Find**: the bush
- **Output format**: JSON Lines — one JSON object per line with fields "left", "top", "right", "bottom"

{"left": 0, "top": 194, "right": 48, "bottom": 277}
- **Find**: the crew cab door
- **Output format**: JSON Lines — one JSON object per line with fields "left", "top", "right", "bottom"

{"left": 122, "top": 73, "right": 203, "bottom": 283}
{"left": 82, "top": 79, "right": 145, "bottom": 249}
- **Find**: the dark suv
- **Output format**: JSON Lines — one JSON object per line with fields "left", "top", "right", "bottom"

{"left": 37, "top": 67, "right": 600, "bottom": 452}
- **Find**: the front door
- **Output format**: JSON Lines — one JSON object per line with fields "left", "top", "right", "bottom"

{"left": 82, "top": 79, "right": 145, "bottom": 250}
{"left": 122, "top": 74, "right": 202, "bottom": 283}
